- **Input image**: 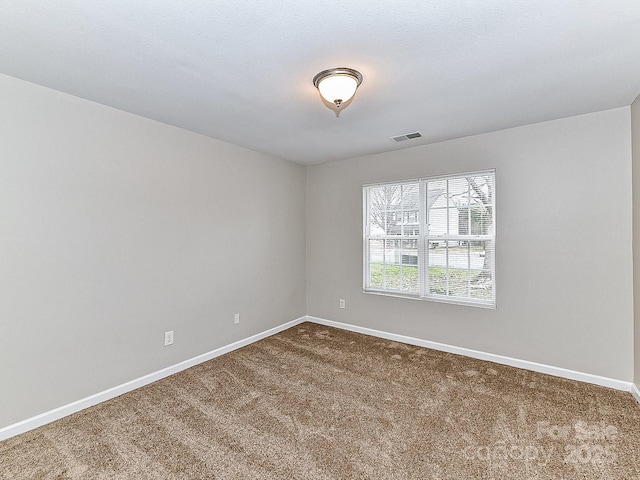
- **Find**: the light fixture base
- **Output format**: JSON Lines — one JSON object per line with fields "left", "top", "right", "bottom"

{"left": 312, "top": 67, "right": 363, "bottom": 90}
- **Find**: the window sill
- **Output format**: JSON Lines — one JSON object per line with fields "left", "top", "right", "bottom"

{"left": 363, "top": 289, "right": 496, "bottom": 309}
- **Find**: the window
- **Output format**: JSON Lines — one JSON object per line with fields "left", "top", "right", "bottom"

{"left": 363, "top": 169, "right": 495, "bottom": 308}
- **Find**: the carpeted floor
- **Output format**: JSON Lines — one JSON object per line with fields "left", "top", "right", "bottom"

{"left": 1, "top": 322, "right": 639, "bottom": 479}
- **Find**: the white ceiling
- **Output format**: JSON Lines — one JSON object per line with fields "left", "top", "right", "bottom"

{"left": 1, "top": 1, "right": 640, "bottom": 165}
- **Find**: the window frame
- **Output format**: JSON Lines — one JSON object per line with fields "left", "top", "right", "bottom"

{"left": 363, "top": 169, "right": 496, "bottom": 308}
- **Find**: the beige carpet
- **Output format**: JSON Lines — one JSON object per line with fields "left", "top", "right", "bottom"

{"left": 1, "top": 322, "right": 639, "bottom": 479}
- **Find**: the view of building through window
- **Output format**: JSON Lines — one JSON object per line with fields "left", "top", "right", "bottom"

{"left": 363, "top": 170, "right": 495, "bottom": 307}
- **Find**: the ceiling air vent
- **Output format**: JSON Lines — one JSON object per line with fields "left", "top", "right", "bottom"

{"left": 391, "top": 132, "right": 422, "bottom": 143}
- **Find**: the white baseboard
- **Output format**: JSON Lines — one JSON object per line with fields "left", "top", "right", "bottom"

{"left": 306, "top": 316, "right": 633, "bottom": 393}
{"left": 632, "top": 383, "right": 640, "bottom": 405}
{"left": 0, "top": 316, "right": 307, "bottom": 442}
{"left": 2, "top": 315, "right": 633, "bottom": 442}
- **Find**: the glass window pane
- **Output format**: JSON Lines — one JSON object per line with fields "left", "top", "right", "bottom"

{"left": 369, "top": 239, "right": 384, "bottom": 264}
{"left": 385, "top": 265, "right": 401, "bottom": 290}
{"left": 448, "top": 206, "right": 462, "bottom": 235}
{"left": 447, "top": 177, "right": 470, "bottom": 207}
{"left": 385, "top": 210, "right": 402, "bottom": 236}
{"left": 448, "top": 243, "right": 470, "bottom": 270}
{"left": 428, "top": 208, "right": 447, "bottom": 236}
{"left": 403, "top": 183, "right": 419, "bottom": 210}
{"left": 470, "top": 270, "right": 494, "bottom": 301}
{"left": 401, "top": 266, "right": 418, "bottom": 293}
{"left": 368, "top": 184, "right": 402, "bottom": 235}
{"left": 457, "top": 207, "right": 471, "bottom": 235}
{"left": 476, "top": 206, "right": 493, "bottom": 235}
{"left": 468, "top": 175, "right": 493, "bottom": 205}
{"left": 368, "top": 185, "right": 386, "bottom": 206}
{"left": 427, "top": 181, "right": 447, "bottom": 208}
{"left": 368, "top": 185, "right": 386, "bottom": 235}
{"left": 428, "top": 265, "right": 447, "bottom": 295}
{"left": 447, "top": 268, "right": 470, "bottom": 297}
{"left": 385, "top": 239, "right": 401, "bottom": 265}
{"left": 470, "top": 241, "right": 488, "bottom": 271}
{"left": 384, "top": 184, "right": 402, "bottom": 209}
{"left": 428, "top": 240, "right": 447, "bottom": 268}
{"left": 401, "top": 239, "right": 418, "bottom": 265}
{"left": 369, "top": 263, "right": 384, "bottom": 289}
{"left": 401, "top": 209, "right": 419, "bottom": 236}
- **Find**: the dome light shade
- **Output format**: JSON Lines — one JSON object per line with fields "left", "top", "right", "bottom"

{"left": 313, "top": 67, "right": 363, "bottom": 114}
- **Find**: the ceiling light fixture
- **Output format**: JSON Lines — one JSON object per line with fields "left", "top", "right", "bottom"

{"left": 313, "top": 67, "right": 363, "bottom": 116}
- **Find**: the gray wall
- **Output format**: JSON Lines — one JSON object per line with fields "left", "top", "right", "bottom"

{"left": 307, "top": 107, "right": 634, "bottom": 381}
{"left": 1, "top": 71, "right": 636, "bottom": 431}
{"left": 633, "top": 95, "right": 640, "bottom": 388}
{"left": 0, "top": 74, "right": 307, "bottom": 428}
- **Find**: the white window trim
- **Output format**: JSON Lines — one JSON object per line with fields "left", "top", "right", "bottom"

{"left": 363, "top": 169, "right": 496, "bottom": 308}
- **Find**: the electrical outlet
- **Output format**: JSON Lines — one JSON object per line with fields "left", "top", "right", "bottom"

{"left": 234, "top": 313, "right": 240, "bottom": 324}
{"left": 339, "top": 298, "right": 346, "bottom": 309}
{"left": 164, "top": 331, "right": 174, "bottom": 346}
